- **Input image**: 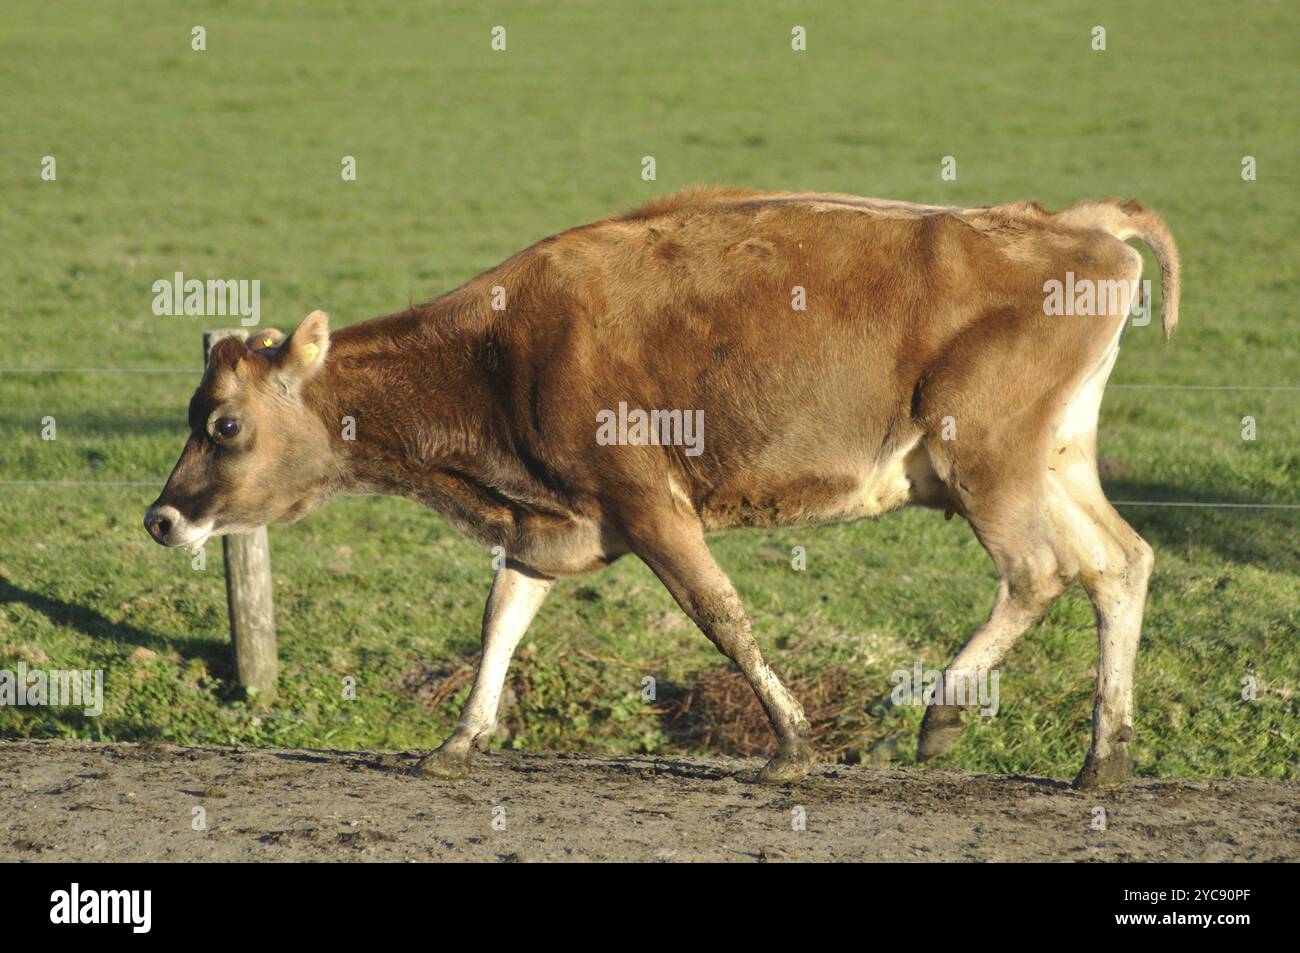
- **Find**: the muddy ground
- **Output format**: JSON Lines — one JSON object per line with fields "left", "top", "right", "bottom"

{"left": 1, "top": 740, "right": 1295, "bottom": 862}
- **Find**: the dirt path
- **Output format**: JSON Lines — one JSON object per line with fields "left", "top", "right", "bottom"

{"left": 1, "top": 740, "right": 1295, "bottom": 862}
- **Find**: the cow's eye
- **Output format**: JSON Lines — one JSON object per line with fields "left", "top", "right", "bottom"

{"left": 215, "top": 417, "right": 240, "bottom": 440}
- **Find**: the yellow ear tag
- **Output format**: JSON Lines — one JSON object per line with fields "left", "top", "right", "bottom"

{"left": 304, "top": 342, "right": 319, "bottom": 361}
{"left": 262, "top": 337, "right": 274, "bottom": 348}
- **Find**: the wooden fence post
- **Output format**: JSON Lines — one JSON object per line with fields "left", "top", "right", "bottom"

{"left": 203, "top": 330, "right": 278, "bottom": 702}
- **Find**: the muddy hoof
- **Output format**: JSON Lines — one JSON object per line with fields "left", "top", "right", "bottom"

{"left": 415, "top": 748, "right": 473, "bottom": 780}
{"left": 757, "top": 747, "right": 813, "bottom": 784}
{"left": 1073, "top": 749, "right": 1133, "bottom": 790}
{"left": 916, "top": 705, "right": 965, "bottom": 762}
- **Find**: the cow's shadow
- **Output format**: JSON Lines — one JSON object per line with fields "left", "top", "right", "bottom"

{"left": 0, "top": 575, "right": 233, "bottom": 714}
{"left": 1100, "top": 477, "right": 1298, "bottom": 575}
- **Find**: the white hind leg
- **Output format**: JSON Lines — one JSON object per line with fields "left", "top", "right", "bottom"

{"left": 1048, "top": 460, "right": 1154, "bottom": 788}
{"left": 1045, "top": 328, "right": 1154, "bottom": 788}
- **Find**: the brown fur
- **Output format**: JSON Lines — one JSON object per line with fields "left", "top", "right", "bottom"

{"left": 146, "top": 188, "right": 1181, "bottom": 787}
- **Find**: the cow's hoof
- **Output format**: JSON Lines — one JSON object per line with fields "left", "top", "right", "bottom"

{"left": 916, "top": 705, "right": 965, "bottom": 762}
{"left": 1073, "top": 749, "right": 1132, "bottom": 790}
{"left": 757, "top": 746, "right": 813, "bottom": 784}
{"left": 415, "top": 748, "right": 472, "bottom": 780}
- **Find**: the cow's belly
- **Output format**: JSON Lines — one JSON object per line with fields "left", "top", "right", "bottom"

{"left": 509, "top": 439, "right": 951, "bottom": 572}
{"left": 695, "top": 435, "right": 947, "bottom": 531}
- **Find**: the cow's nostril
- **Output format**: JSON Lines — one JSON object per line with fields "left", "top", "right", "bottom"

{"left": 145, "top": 510, "right": 173, "bottom": 544}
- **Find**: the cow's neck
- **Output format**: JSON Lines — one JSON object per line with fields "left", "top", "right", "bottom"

{"left": 303, "top": 308, "right": 541, "bottom": 545}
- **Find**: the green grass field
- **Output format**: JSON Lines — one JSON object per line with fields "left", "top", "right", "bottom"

{"left": 1, "top": 1, "right": 1295, "bottom": 780}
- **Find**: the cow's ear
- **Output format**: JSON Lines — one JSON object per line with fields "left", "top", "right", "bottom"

{"left": 272, "top": 310, "right": 330, "bottom": 392}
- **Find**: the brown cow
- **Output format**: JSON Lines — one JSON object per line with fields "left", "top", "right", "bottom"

{"left": 144, "top": 188, "right": 1180, "bottom": 788}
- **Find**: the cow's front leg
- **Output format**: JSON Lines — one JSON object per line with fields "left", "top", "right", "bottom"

{"left": 416, "top": 560, "right": 553, "bottom": 779}
{"left": 625, "top": 509, "right": 814, "bottom": 784}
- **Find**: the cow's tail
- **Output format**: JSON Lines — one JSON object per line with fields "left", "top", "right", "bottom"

{"left": 1057, "top": 198, "right": 1182, "bottom": 341}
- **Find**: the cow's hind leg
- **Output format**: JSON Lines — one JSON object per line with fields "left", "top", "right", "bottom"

{"left": 916, "top": 460, "right": 1151, "bottom": 787}
{"left": 625, "top": 509, "right": 813, "bottom": 783}
{"left": 417, "top": 560, "right": 553, "bottom": 779}
{"left": 917, "top": 509, "right": 1073, "bottom": 762}
{"left": 1048, "top": 460, "right": 1154, "bottom": 789}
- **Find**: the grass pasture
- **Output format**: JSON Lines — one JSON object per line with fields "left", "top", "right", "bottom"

{"left": 0, "top": 1, "right": 1296, "bottom": 781}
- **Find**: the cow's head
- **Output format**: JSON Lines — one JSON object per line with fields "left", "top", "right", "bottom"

{"left": 144, "top": 310, "right": 336, "bottom": 548}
